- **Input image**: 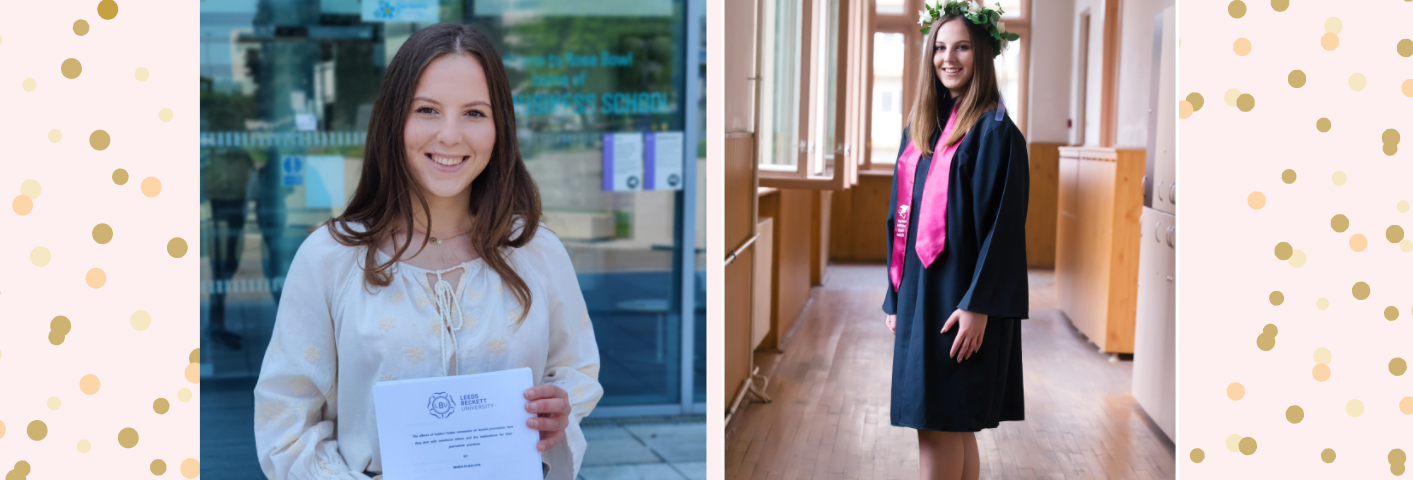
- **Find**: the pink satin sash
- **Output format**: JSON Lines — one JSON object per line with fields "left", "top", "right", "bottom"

{"left": 889, "top": 105, "right": 965, "bottom": 291}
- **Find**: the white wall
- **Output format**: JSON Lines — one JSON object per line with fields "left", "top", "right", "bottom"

{"left": 1115, "top": 0, "right": 1176, "bottom": 149}
{"left": 1025, "top": 0, "right": 1076, "bottom": 144}
{"left": 1074, "top": 0, "right": 1104, "bottom": 146}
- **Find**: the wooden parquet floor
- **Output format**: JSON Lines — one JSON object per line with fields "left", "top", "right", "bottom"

{"left": 724, "top": 264, "right": 1175, "bottom": 480}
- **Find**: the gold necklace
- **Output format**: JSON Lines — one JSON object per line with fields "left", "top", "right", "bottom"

{"left": 425, "top": 230, "right": 470, "bottom": 245}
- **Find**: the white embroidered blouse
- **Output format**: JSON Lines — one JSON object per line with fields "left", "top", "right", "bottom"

{"left": 252, "top": 222, "right": 603, "bottom": 480}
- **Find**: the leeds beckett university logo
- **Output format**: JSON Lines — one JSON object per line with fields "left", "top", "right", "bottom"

{"left": 427, "top": 392, "right": 456, "bottom": 419}
{"left": 896, "top": 205, "right": 910, "bottom": 238}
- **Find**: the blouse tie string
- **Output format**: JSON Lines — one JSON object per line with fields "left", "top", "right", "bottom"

{"left": 430, "top": 266, "right": 467, "bottom": 376}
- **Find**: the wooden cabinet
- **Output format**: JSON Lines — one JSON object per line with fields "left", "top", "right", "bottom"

{"left": 1054, "top": 147, "right": 1144, "bottom": 353}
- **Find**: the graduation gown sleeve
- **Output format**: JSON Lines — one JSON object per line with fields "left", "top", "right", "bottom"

{"left": 954, "top": 121, "right": 1030, "bottom": 319}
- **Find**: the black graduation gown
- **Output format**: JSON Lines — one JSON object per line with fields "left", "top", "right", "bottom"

{"left": 883, "top": 101, "right": 1029, "bottom": 432}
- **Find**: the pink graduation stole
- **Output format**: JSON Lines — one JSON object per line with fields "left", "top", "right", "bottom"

{"left": 889, "top": 105, "right": 965, "bottom": 291}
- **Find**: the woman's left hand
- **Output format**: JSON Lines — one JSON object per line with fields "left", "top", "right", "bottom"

{"left": 524, "top": 385, "right": 572, "bottom": 452}
{"left": 942, "top": 308, "right": 988, "bottom": 362}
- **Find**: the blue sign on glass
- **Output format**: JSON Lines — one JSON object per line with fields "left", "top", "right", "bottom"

{"left": 282, "top": 155, "right": 304, "bottom": 186}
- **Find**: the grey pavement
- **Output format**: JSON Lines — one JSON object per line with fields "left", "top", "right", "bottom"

{"left": 579, "top": 417, "right": 706, "bottom": 480}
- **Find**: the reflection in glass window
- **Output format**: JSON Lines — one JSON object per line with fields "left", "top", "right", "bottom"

{"left": 996, "top": 38, "right": 1022, "bottom": 119}
{"left": 759, "top": 0, "right": 800, "bottom": 170}
{"left": 871, "top": 32, "right": 905, "bottom": 165}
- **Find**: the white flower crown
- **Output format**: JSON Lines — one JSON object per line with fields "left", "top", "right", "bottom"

{"left": 918, "top": 0, "right": 1020, "bottom": 55}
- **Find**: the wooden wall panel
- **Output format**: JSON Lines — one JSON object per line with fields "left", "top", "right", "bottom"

{"left": 724, "top": 133, "right": 756, "bottom": 408}
{"left": 812, "top": 190, "right": 832, "bottom": 285}
{"left": 758, "top": 190, "right": 781, "bottom": 348}
{"left": 1026, "top": 143, "right": 1062, "bottom": 268}
{"left": 776, "top": 189, "right": 815, "bottom": 341}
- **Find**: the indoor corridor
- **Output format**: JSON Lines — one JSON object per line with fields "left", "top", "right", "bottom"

{"left": 724, "top": 265, "right": 1175, "bottom": 480}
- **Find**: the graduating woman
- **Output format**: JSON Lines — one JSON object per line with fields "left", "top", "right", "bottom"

{"left": 252, "top": 24, "right": 602, "bottom": 480}
{"left": 882, "top": 2, "right": 1028, "bottom": 479}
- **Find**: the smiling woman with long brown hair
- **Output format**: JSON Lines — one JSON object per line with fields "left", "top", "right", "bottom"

{"left": 252, "top": 23, "right": 602, "bottom": 480}
{"left": 882, "top": 1, "right": 1028, "bottom": 479}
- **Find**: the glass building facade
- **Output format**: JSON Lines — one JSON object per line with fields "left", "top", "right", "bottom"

{"left": 198, "top": 0, "right": 703, "bottom": 476}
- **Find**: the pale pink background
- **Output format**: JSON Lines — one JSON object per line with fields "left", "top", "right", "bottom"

{"left": 0, "top": 0, "right": 199, "bottom": 477}
{"left": 1178, "top": 0, "right": 1413, "bottom": 477}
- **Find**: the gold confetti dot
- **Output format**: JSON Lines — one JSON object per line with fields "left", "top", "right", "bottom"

{"left": 1321, "top": 33, "right": 1339, "bottom": 51}
{"left": 48, "top": 129, "right": 62, "bottom": 143}
{"left": 13, "top": 195, "right": 33, "bottom": 215}
{"left": 52, "top": 316, "right": 71, "bottom": 335}
{"left": 1269, "top": 291, "right": 1284, "bottom": 305}
{"left": 1282, "top": 169, "right": 1297, "bottom": 184}
{"left": 1237, "top": 93, "right": 1255, "bottom": 111}
{"left": 135, "top": 67, "right": 149, "bottom": 81}
{"left": 1331, "top": 214, "right": 1349, "bottom": 232}
{"left": 1325, "top": 17, "right": 1343, "bottom": 34}
{"left": 1314, "top": 347, "right": 1332, "bottom": 364}
{"left": 30, "top": 246, "right": 51, "bottom": 267}
{"left": 78, "top": 439, "right": 91, "bottom": 453}
{"left": 158, "top": 108, "right": 173, "bottom": 123}
{"left": 1394, "top": 449, "right": 1408, "bottom": 464}
{"left": 1239, "top": 436, "right": 1257, "bottom": 455}
{"left": 1385, "top": 129, "right": 1401, "bottom": 145}
{"left": 61, "top": 58, "right": 82, "bottom": 79}
{"left": 1229, "top": 0, "right": 1246, "bottom": 18}
{"left": 1403, "top": 240, "right": 1413, "bottom": 253}
{"left": 150, "top": 459, "right": 166, "bottom": 475}
{"left": 1322, "top": 448, "right": 1336, "bottom": 463}
{"left": 185, "top": 363, "right": 200, "bottom": 383}
{"left": 1317, "top": 297, "right": 1329, "bottom": 310}
{"left": 1401, "top": 39, "right": 1413, "bottom": 57}
{"left": 141, "top": 177, "right": 161, "bottom": 197}
{"left": 1351, "top": 234, "right": 1368, "bottom": 252}
{"left": 1288, "top": 249, "right": 1306, "bottom": 267}
{"left": 1226, "top": 434, "right": 1243, "bottom": 452}
{"left": 130, "top": 310, "right": 151, "bottom": 331}
{"left": 1400, "top": 201, "right": 1410, "bottom": 213}
{"left": 47, "top": 396, "right": 61, "bottom": 411}
{"left": 1404, "top": 80, "right": 1413, "bottom": 98}
{"left": 97, "top": 0, "right": 119, "bottom": 20}
{"left": 178, "top": 388, "right": 192, "bottom": 403}
{"left": 1397, "top": 358, "right": 1411, "bottom": 376}
{"left": 22, "top": 78, "right": 37, "bottom": 92}
{"left": 21, "top": 179, "right": 41, "bottom": 199}
{"left": 90, "top": 130, "right": 110, "bottom": 150}
{"left": 1264, "top": 323, "right": 1278, "bottom": 335}
{"left": 1349, "top": 73, "right": 1367, "bottom": 91}
{"left": 1249, "top": 191, "right": 1266, "bottom": 209}
{"left": 181, "top": 459, "right": 200, "bottom": 479}
{"left": 189, "top": 348, "right": 200, "bottom": 363}
{"left": 1289, "top": 70, "right": 1307, "bottom": 88}
{"left": 28, "top": 420, "right": 47, "bottom": 440}
{"left": 1388, "top": 307, "right": 1401, "bottom": 321}
{"left": 1332, "top": 171, "right": 1347, "bottom": 186}
{"left": 153, "top": 398, "right": 169, "bottom": 414}
{"left": 1353, "top": 282, "right": 1370, "bottom": 300}
{"left": 1184, "top": 92, "right": 1204, "bottom": 111}
{"left": 112, "top": 169, "right": 129, "bottom": 185}
{"left": 118, "top": 427, "right": 138, "bottom": 448}
{"left": 80, "top": 374, "right": 100, "bottom": 395}
{"left": 73, "top": 19, "right": 89, "bottom": 35}
{"left": 1225, "top": 88, "right": 1242, "bottom": 106}
{"left": 1317, "top": 117, "right": 1331, "bottom": 132}
{"left": 1257, "top": 333, "right": 1276, "bottom": 351}
{"left": 1234, "top": 37, "right": 1252, "bottom": 55}
{"left": 1178, "top": 100, "right": 1193, "bottom": 119}
{"left": 1274, "top": 242, "right": 1292, "bottom": 260}
{"left": 167, "top": 238, "right": 188, "bottom": 258}
{"left": 0, "top": 420, "right": 5, "bottom": 439}
{"left": 1388, "top": 143, "right": 1401, "bottom": 156}
{"left": 1346, "top": 399, "right": 1364, "bottom": 417}
{"left": 1313, "top": 363, "right": 1331, "bottom": 381}
{"left": 1228, "top": 382, "right": 1246, "bottom": 400}
{"left": 1286, "top": 405, "right": 1304, "bottom": 423}
{"left": 1401, "top": 397, "right": 1413, "bottom": 415}
{"left": 86, "top": 268, "right": 106, "bottom": 289}
{"left": 92, "top": 223, "right": 113, "bottom": 244}
{"left": 1191, "top": 448, "right": 1205, "bottom": 463}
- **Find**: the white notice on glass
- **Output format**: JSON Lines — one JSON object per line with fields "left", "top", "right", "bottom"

{"left": 645, "top": 131, "right": 684, "bottom": 190}
{"left": 602, "top": 133, "right": 644, "bottom": 191}
{"left": 372, "top": 367, "right": 540, "bottom": 480}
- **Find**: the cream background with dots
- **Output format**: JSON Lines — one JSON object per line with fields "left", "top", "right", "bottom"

{"left": 1183, "top": 0, "right": 1413, "bottom": 477}
{"left": 0, "top": 0, "right": 199, "bottom": 477}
